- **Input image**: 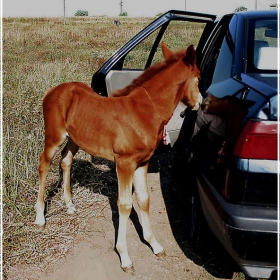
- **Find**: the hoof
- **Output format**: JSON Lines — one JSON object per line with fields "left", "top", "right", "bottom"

{"left": 67, "top": 205, "right": 76, "bottom": 214}
{"left": 34, "top": 219, "right": 45, "bottom": 227}
{"left": 66, "top": 200, "right": 76, "bottom": 214}
{"left": 34, "top": 213, "right": 46, "bottom": 227}
{"left": 122, "top": 264, "right": 135, "bottom": 274}
{"left": 156, "top": 250, "right": 166, "bottom": 259}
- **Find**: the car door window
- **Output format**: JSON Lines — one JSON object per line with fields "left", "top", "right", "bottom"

{"left": 211, "top": 35, "right": 233, "bottom": 84}
{"left": 122, "top": 27, "right": 161, "bottom": 69}
{"left": 199, "top": 25, "right": 226, "bottom": 95}
{"left": 123, "top": 20, "right": 206, "bottom": 70}
{"left": 200, "top": 19, "right": 232, "bottom": 96}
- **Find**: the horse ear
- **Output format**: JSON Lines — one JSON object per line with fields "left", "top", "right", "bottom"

{"left": 184, "top": 44, "right": 197, "bottom": 66}
{"left": 161, "top": 41, "right": 174, "bottom": 61}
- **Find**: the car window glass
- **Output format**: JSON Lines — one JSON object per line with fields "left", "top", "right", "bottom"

{"left": 211, "top": 37, "right": 232, "bottom": 84}
{"left": 199, "top": 25, "right": 226, "bottom": 95}
{"left": 153, "top": 21, "right": 206, "bottom": 65}
{"left": 122, "top": 20, "right": 206, "bottom": 70}
{"left": 249, "top": 19, "right": 278, "bottom": 72}
{"left": 122, "top": 27, "right": 161, "bottom": 69}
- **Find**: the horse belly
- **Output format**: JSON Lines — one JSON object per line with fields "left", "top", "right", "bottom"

{"left": 66, "top": 113, "right": 116, "bottom": 161}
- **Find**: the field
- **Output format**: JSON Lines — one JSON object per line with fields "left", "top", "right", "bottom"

{"left": 3, "top": 16, "right": 245, "bottom": 280}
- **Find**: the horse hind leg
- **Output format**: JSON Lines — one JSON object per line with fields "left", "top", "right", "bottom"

{"left": 133, "top": 164, "right": 165, "bottom": 257}
{"left": 35, "top": 141, "right": 64, "bottom": 226}
{"left": 61, "top": 138, "right": 79, "bottom": 214}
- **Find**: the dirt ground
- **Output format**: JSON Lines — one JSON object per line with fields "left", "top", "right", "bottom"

{"left": 7, "top": 152, "right": 244, "bottom": 280}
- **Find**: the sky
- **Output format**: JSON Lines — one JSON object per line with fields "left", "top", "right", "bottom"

{"left": 2, "top": 0, "right": 278, "bottom": 18}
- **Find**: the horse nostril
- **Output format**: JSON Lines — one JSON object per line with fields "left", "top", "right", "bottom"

{"left": 201, "top": 103, "right": 206, "bottom": 110}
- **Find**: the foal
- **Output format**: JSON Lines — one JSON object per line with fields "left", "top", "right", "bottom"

{"left": 35, "top": 42, "right": 201, "bottom": 272}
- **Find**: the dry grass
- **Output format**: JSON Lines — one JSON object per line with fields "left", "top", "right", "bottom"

{"left": 2, "top": 16, "right": 204, "bottom": 279}
{"left": 3, "top": 153, "right": 118, "bottom": 278}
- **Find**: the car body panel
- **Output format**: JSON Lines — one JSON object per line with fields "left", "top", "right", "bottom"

{"left": 194, "top": 11, "right": 278, "bottom": 279}
{"left": 105, "top": 70, "right": 143, "bottom": 96}
{"left": 236, "top": 158, "right": 278, "bottom": 173}
{"left": 207, "top": 77, "right": 245, "bottom": 98}
{"left": 197, "top": 172, "right": 277, "bottom": 279}
{"left": 195, "top": 13, "right": 278, "bottom": 279}
{"left": 241, "top": 73, "right": 277, "bottom": 98}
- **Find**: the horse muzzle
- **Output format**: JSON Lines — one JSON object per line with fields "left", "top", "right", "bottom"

{"left": 192, "top": 93, "right": 202, "bottom": 111}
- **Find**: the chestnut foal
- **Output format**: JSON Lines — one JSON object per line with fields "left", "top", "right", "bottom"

{"left": 35, "top": 42, "right": 201, "bottom": 272}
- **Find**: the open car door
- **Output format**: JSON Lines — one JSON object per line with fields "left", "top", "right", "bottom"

{"left": 91, "top": 10, "right": 216, "bottom": 147}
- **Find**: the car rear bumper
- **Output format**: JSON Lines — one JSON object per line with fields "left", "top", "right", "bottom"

{"left": 197, "top": 172, "right": 278, "bottom": 279}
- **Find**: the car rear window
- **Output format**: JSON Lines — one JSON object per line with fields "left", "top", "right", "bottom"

{"left": 248, "top": 18, "right": 278, "bottom": 72}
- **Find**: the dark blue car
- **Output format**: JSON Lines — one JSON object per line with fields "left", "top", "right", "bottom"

{"left": 91, "top": 10, "right": 278, "bottom": 279}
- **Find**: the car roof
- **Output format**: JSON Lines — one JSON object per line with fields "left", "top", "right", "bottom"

{"left": 233, "top": 9, "right": 277, "bottom": 19}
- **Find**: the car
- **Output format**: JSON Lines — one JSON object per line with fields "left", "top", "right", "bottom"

{"left": 91, "top": 10, "right": 278, "bottom": 279}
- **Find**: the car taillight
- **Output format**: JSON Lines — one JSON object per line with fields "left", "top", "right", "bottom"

{"left": 234, "top": 120, "right": 278, "bottom": 160}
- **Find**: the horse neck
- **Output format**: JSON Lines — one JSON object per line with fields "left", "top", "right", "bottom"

{"left": 142, "top": 66, "right": 186, "bottom": 123}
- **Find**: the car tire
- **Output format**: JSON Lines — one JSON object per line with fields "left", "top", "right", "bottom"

{"left": 186, "top": 180, "right": 205, "bottom": 248}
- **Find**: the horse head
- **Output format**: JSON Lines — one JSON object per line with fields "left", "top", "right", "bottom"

{"left": 161, "top": 42, "right": 202, "bottom": 110}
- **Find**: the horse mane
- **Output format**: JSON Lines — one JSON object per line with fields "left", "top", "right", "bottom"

{"left": 112, "top": 49, "right": 185, "bottom": 97}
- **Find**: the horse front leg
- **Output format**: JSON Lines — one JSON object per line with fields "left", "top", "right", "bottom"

{"left": 133, "top": 163, "right": 165, "bottom": 258}
{"left": 115, "top": 158, "right": 135, "bottom": 273}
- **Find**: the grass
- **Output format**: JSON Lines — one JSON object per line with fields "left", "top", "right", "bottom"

{"left": 3, "top": 15, "right": 155, "bottom": 202}
{"left": 3, "top": 16, "right": 159, "bottom": 278}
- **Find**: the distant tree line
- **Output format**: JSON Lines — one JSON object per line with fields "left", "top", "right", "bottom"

{"left": 74, "top": 10, "right": 128, "bottom": 16}
{"left": 73, "top": 6, "right": 248, "bottom": 18}
{"left": 119, "top": 11, "right": 128, "bottom": 16}
{"left": 75, "top": 10, "right": 88, "bottom": 16}
{"left": 234, "top": 6, "right": 247, "bottom": 12}
{"left": 74, "top": 6, "right": 250, "bottom": 18}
